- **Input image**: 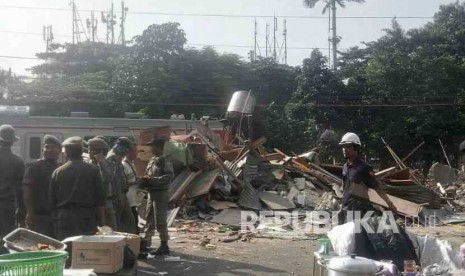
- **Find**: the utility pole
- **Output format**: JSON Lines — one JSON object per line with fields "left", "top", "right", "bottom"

{"left": 87, "top": 12, "right": 97, "bottom": 42}
{"left": 331, "top": 0, "right": 338, "bottom": 71}
{"left": 70, "top": 0, "right": 87, "bottom": 43}
{"left": 43, "top": 25, "right": 53, "bottom": 52}
{"left": 273, "top": 16, "right": 277, "bottom": 62}
{"left": 265, "top": 24, "right": 269, "bottom": 58}
{"left": 283, "top": 19, "right": 287, "bottom": 65}
{"left": 111, "top": 2, "right": 115, "bottom": 44}
{"left": 328, "top": 11, "right": 331, "bottom": 68}
{"left": 71, "top": 0, "right": 75, "bottom": 44}
{"left": 119, "top": 1, "right": 128, "bottom": 46}
{"left": 102, "top": 2, "right": 117, "bottom": 44}
{"left": 253, "top": 18, "right": 257, "bottom": 62}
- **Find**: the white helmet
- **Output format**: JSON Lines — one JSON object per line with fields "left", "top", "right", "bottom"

{"left": 339, "top": 132, "right": 361, "bottom": 146}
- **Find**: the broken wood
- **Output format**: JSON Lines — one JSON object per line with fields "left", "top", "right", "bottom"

{"left": 208, "top": 201, "right": 239, "bottom": 210}
{"left": 401, "top": 141, "right": 425, "bottom": 163}
{"left": 251, "top": 136, "right": 267, "bottom": 148}
{"left": 382, "top": 168, "right": 410, "bottom": 180}
{"left": 383, "top": 179, "right": 416, "bottom": 186}
{"left": 170, "top": 171, "right": 201, "bottom": 203}
{"left": 375, "top": 167, "right": 397, "bottom": 177}
{"left": 349, "top": 184, "right": 424, "bottom": 217}
{"left": 381, "top": 137, "right": 407, "bottom": 169}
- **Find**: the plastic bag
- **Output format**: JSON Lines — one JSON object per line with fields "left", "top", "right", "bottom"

{"left": 327, "top": 221, "right": 356, "bottom": 255}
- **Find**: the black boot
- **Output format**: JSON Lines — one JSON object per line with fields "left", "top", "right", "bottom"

{"left": 150, "top": 241, "right": 170, "bottom": 255}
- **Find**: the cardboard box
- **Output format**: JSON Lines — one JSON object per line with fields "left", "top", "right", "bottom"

{"left": 71, "top": 236, "right": 124, "bottom": 274}
{"left": 112, "top": 232, "right": 141, "bottom": 256}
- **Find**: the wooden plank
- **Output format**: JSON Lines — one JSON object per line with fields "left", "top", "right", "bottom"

{"left": 383, "top": 168, "right": 410, "bottom": 180}
{"left": 348, "top": 185, "right": 422, "bottom": 217}
{"left": 375, "top": 166, "right": 396, "bottom": 177}
{"left": 186, "top": 170, "right": 220, "bottom": 199}
{"left": 251, "top": 136, "right": 267, "bottom": 148}
{"left": 169, "top": 171, "right": 201, "bottom": 203}
{"left": 211, "top": 208, "right": 243, "bottom": 227}
{"left": 208, "top": 201, "right": 239, "bottom": 210}
{"left": 383, "top": 179, "right": 416, "bottom": 186}
{"left": 264, "top": 153, "right": 285, "bottom": 162}
{"left": 259, "top": 191, "right": 295, "bottom": 210}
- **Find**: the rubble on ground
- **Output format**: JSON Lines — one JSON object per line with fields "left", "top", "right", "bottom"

{"left": 138, "top": 124, "right": 465, "bottom": 239}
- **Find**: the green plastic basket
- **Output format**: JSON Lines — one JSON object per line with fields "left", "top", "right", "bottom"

{"left": 0, "top": 251, "right": 68, "bottom": 276}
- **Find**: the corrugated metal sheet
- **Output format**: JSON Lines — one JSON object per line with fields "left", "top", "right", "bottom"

{"left": 238, "top": 181, "right": 262, "bottom": 210}
{"left": 186, "top": 169, "right": 220, "bottom": 199}
{"left": 224, "top": 160, "right": 242, "bottom": 177}
{"left": 258, "top": 191, "right": 295, "bottom": 210}
{"left": 169, "top": 169, "right": 192, "bottom": 200}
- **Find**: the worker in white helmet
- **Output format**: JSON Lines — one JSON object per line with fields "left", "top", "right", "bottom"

{"left": 338, "top": 132, "right": 397, "bottom": 224}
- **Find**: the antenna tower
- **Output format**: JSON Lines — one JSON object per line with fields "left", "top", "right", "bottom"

{"left": 86, "top": 11, "right": 98, "bottom": 42}
{"left": 101, "top": 2, "right": 117, "bottom": 44}
{"left": 70, "top": 0, "right": 88, "bottom": 43}
{"left": 43, "top": 25, "right": 54, "bottom": 52}
{"left": 118, "top": 1, "right": 128, "bottom": 46}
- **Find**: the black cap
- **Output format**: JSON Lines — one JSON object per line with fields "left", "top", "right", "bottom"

{"left": 44, "top": 135, "right": 62, "bottom": 147}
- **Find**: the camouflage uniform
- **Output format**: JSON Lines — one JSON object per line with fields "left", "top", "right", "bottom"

{"left": 143, "top": 155, "right": 174, "bottom": 245}
{"left": 107, "top": 155, "right": 135, "bottom": 233}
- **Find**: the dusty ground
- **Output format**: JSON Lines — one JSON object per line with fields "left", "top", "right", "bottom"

{"left": 138, "top": 225, "right": 320, "bottom": 276}
{"left": 407, "top": 225, "right": 465, "bottom": 249}
{"left": 135, "top": 223, "right": 465, "bottom": 276}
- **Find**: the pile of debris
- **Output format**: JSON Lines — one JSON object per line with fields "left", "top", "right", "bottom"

{"left": 138, "top": 123, "right": 455, "bottom": 235}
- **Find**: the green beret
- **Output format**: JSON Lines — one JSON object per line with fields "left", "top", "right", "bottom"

{"left": 62, "top": 136, "right": 83, "bottom": 148}
{"left": 87, "top": 138, "right": 109, "bottom": 150}
{"left": 44, "top": 135, "right": 61, "bottom": 147}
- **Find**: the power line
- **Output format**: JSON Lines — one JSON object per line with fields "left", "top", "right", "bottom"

{"left": 0, "top": 5, "right": 434, "bottom": 19}
{"left": 0, "top": 55, "right": 39, "bottom": 60}
{"left": 0, "top": 29, "right": 329, "bottom": 50}
{"left": 315, "top": 103, "right": 465, "bottom": 107}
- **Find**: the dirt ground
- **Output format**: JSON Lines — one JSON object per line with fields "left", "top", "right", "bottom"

{"left": 138, "top": 226, "right": 320, "bottom": 276}
{"left": 135, "top": 223, "right": 465, "bottom": 276}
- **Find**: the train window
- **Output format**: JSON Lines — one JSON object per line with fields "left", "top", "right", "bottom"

{"left": 29, "top": 137, "right": 41, "bottom": 159}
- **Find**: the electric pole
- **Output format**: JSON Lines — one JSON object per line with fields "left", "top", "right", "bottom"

{"left": 253, "top": 18, "right": 257, "bottom": 62}
{"left": 119, "top": 1, "right": 128, "bottom": 46}
{"left": 265, "top": 24, "right": 269, "bottom": 58}
{"left": 70, "top": 0, "right": 87, "bottom": 43}
{"left": 71, "top": 0, "right": 75, "bottom": 44}
{"left": 111, "top": 2, "right": 115, "bottom": 44}
{"left": 43, "top": 25, "right": 53, "bottom": 52}
{"left": 102, "top": 2, "right": 117, "bottom": 44}
{"left": 283, "top": 19, "right": 287, "bottom": 65}
{"left": 328, "top": 11, "right": 331, "bottom": 68}
{"left": 87, "top": 12, "right": 98, "bottom": 42}
{"left": 331, "top": 0, "right": 338, "bottom": 71}
{"left": 273, "top": 16, "right": 277, "bottom": 62}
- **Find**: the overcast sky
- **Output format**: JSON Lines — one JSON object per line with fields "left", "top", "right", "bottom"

{"left": 0, "top": 0, "right": 457, "bottom": 75}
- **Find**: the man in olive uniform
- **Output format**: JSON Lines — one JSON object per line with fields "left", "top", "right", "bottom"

{"left": 108, "top": 137, "right": 136, "bottom": 233}
{"left": 49, "top": 136, "right": 106, "bottom": 240}
{"left": 0, "top": 125, "right": 25, "bottom": 243}
{"left": 87, "top": 137, "right": 117, "bottom": 230}
{"left": 23, "top": 135, "right": 61, "bottom": 237}
{"left": 140, "top": 136, "right": 174, "bottom": 255}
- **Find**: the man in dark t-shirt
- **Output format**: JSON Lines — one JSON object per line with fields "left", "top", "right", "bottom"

{"left": 338, "top": 132, "right": 397, "bottom": 224}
